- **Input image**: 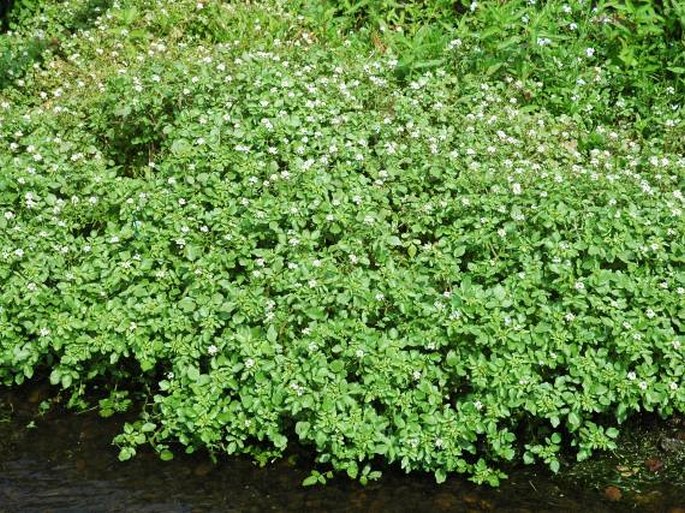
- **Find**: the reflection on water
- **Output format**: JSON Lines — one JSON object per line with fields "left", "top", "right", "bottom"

{"left": 0, "top": 387, "right": 683, "bottom": 513}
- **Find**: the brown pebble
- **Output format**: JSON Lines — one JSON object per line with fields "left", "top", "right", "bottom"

{"left": 462, "top": 493, "right": 479, "bottom": 505}
{"left": 634, "top": 491, "right": 663, "bottom": 505}
{"left": 432, "top": 492, "right": 457, "bottom": 511}
{"left": 28, "top": 385, "right": 50, "bottom": 404}
{"left": 478, "top": 498, "right": 494, "bottom": 511}
{"left": 193, "top": 462, "right": 213, "bottom": 477}
{"left": 604, "top": 485, "right": 622, "bottom": 502}
{"left": 645, "top": 457, "right": 664, "bottom": 473}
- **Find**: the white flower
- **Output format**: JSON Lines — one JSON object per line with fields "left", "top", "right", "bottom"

{"left": 639, "top": 381, "right": 648, "bottom": 390}
{"left": 564, "top": 312, "right": 575, "bottom": 322}
{"left": 627, "top": 371, "right": 636, "bottom": 381}
{"left": 13, "top": 248, "right": 24, "bottom": 258}
{"left": 208, "top": 344, "right": 219, "bottom": 356}
{"left": 670, "top": 382, "right": 679, "bottom": 391}
{"left": 585, "top": 47, "right": 595, "bottom": 58}
{"left": 39, "top": 327, "right": 51, "bottom": 337}
{"left": 574, "top": 281, "right": 585, "bottom": 291}
{"left": 245, "top": 358, "right": 255, "bottom": 369}
{"left": 178, "top": 198, "right": 187, "bottom": 206}
{"left": 512, "top": 183, "right": 522, "bottom": 195}
{"left": 673, "top": 340, "right": 681, "bottom": 350}
{"left": 412, "top": 370, "right": 422, "bottom": 381}
{"left": 645, "top": 309, "right": 656, "bottom": 319}
{"left": 4, "top": 211, "right": 14, "bottom": 220}
{"left": 474, "top": 400, "right": 483, "bottom": 411}
{"left": 448, "top": 39, "right": 462, "bottom": 50}
{"left": 375, "top": 293, "right": 385, "bottom": 301}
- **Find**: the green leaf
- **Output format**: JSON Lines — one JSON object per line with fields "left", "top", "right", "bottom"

{"left": 49, "top": 369, "right": 61, "bottom": 386}
{"left": 302, "top": 475, "right": 319, "bottom": 487}
{"left": 330, "top": 359, "right": 345, "bottom": 373}
{"left": 178, "top": 297, "right": 196, "bottom": 312}
{"left": 568, "top": 411, "right": 581, "bottom": 429}
{"left": 141, "top": 422, "right": 156, "bottom": 433}
{"left": 171, "top": 138, "right": 192, "bottom": 155}
{"left": 549, "top": 459, "right": 560, "bottom": 473}
{"left": 118, "top": 447, "right": 136, "bottom": 461}
{"left": 61, "top": 374, "right": 72, "bottom": 389}
{"left": 295, "top": 421, "right": 310, "bottom": 438}
{"left": 185, "top": 245, "right": 202, "bottom": 261}
{"left": 606, "top": 427, "right": 619, "bottom": 439}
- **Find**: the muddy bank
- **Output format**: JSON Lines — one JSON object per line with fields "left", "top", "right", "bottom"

{"left": 1, "top": 385, "right": 683, "bottom": 513}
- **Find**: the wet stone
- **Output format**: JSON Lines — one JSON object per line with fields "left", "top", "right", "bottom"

{"left": 432, "top": 492, "right": 457, "bottom": 511}
{"left": 462, "top": 492, "right": 480, "bottom": 505}
{"left": 193, "top": 462, "right": 214, "bottom": 477}
{"left": 645, "top": 457, "right": 664, "bottom": 473}
{"left": 603, "top": 485, "right": 622, "bottom": 502}
{"left": 659, "top": 436, "right": 685, "bottom": 454}
{"left": 27, "top": 385, "right": 51, "bottom": 404}
{"left": 74, "top": 458, "right": 87, "bottom": 472}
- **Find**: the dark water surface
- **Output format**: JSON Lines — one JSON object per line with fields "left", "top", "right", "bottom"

{"left": 1, "top": 388, "right": 683, "bottom": 513}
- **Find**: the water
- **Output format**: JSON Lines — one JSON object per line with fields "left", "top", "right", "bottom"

{"left": 1, "top": 387, "right": 683, "bottom": 513}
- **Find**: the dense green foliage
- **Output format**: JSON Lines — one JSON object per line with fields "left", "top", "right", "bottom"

{"left": 0, "top": 0, "right": 683, "bottom": 485}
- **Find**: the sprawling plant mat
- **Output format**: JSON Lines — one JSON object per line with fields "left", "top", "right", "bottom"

{"left": 0, "top": 0, "right": 683, "bottom": 485}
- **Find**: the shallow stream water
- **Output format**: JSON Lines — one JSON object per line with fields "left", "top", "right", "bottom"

{"left": 1, "top": 387, "right": 683, "bottom": 513}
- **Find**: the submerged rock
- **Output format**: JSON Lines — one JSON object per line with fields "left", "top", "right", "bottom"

{"left": 603, "top": 485, "right": 622, "bottom": 502}
{"left": 659, "top": 436, "right": 685, "bottom": 454}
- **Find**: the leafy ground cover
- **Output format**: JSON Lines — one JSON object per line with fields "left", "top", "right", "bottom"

{"left": 0, "top": 0, "right": 683, "bottom": 486}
